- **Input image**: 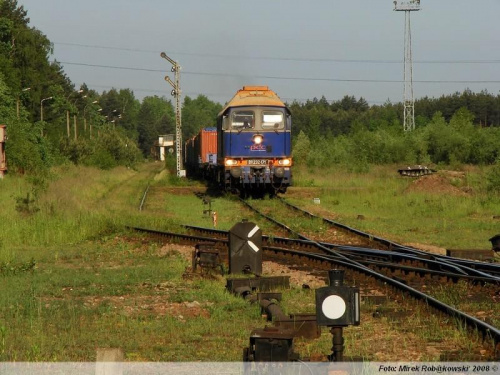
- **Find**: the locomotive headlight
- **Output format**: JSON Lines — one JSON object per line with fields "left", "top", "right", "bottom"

{"left": 278, "top": 158, "right": 291, "bottom": 166}
{"left": 225, "top": 159, "right": 238, "bottom": 166}
{"left": 253, "top": 134, "right": 264, "bottom": 145}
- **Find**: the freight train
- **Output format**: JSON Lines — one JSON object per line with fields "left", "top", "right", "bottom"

{"left": 185, "top": 86, "right": 292, "bottom": 197}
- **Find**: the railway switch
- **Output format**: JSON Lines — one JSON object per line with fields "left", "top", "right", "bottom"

{"left": 229, "top": 220, "right": 262, "bottom": 275}
{"left": 315, "top": 270, "right": 360, "bottom": 361}
{"left": 243, "top": 327, "right": 299, "bottom": 362}
{"left": 191, "top": 243, "right": 223, "bottom": 274}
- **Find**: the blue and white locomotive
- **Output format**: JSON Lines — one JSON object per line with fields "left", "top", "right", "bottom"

{"left": 185, "top": 86, "right": 293, "bottom": 197}
{"left": 216, "top": 86, "right": 292, "bottom": 196}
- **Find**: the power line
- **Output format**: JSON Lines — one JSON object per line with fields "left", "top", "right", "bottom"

{"left": 54, "top": 42, "right": 500, "bottom": 65}
{"left": 55, "top": 60, "right": 500, "bottom": 84}
{"left": 80, "top": 82, "right": 385, "bottom": 104}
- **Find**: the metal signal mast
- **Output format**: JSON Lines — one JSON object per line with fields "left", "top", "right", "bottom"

{"left": 161, "top": 52, "right": 185, "bottom": 177}
{"left": 394, "top": 0, "right": 421, "bottom": 131}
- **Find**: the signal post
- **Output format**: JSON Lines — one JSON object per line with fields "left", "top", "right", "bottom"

{"left": 161, "top": 52, "right": 185, "bottom": 177}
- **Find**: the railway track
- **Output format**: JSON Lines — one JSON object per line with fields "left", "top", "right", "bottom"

{"left": 127, "top": 224, "right": 500, "bottom": 359}
{"left": 277, "top": 197, "right": 500, "bottom": 278}
{"left": 235, "top": 197, "right": 500, "bottom": 283}
{"left": 129, "top": 189, "right": 499, "bottom": 358}
{"left": 183, "top": 224, "right": 500, "bottom": 286}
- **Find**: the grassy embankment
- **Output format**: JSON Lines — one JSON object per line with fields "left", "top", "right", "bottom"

{"left": 0, "top": 162, "right": 497, "bottom": 360}
{"left": 0, "top": 162, "right": 267, "bottom": 360}
{"left": 290, "top": 164, "right": 499, "bottom": 250}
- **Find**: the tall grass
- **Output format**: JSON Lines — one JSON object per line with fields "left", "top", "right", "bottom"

{"left": 0, "top": 163, "right": 163, "bottom": 262}
{"left": 289, "top": 165, "right": 500, "bottom": 249}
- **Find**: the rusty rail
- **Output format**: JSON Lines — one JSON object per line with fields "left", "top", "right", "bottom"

{"left": 127, "top": 225, "right": 500, "bottom": 357}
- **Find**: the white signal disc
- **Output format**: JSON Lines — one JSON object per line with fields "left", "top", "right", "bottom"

{"left": 321, "top": 295, "right": 346, "bottom": 320}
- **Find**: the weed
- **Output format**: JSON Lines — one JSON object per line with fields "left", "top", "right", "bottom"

{"left": 486, "top": 159, "right": 500, "bottom": 193}
{"left": 14, "top": 193, "right": 39, "bottom": 215}
{"left": 0, "top": 259, "right": 36, "bottom": 276}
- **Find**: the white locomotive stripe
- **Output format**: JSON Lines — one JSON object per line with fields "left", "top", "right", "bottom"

{"left": 247, "top": 225, "right": 260, "bottom": 238}
{"left": 248, "top": 241, "right": 260, "bottom": 252}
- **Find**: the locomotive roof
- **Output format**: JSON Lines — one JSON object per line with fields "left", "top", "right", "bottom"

{"left": 218, "top": 86, "right": 287, "bottom": 116}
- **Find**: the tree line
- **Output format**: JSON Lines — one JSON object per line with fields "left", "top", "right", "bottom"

{"left": 0, "top": 0, "right": 222, "bottom": 174}
{"left": 1, "top": 0, "right": 500, "bottom": 181}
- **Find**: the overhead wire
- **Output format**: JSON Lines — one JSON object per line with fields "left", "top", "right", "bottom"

{"left": 77, "top": 83, "right": 386, "bottom": 104}
{"left": 51, "top": 41, "right": 500, "bottom": 104}
{"left": 53, "top": 42, "right": 500, "bottom": 64}
{"left": 54, "top": 60, "right": 500, "bottom": 84}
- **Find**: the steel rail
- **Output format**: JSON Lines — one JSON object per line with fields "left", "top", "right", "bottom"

{"left": 277, "top": 197, "right": 500, "bottom": 280}
{"left": 127, "top": 225, "right": 500, "bottom": 355}
{"left": 183, "top": 224, "right": 499, "bottom": 285}
{"left": 139, "top": 184, "right": 150, "bottom": 211}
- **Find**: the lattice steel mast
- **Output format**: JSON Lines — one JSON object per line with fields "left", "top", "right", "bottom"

{"left": 161, "top": 52, "right": 185, "bottom": 177}
{"left": 394, "top": 0, "right": 421, "bottom": 131}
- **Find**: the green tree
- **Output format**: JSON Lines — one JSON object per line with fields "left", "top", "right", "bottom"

{"left": 292, "top": 130, "right": 311, "bottom": 165}
{"left": 181, "top": 95, "right": 222, "bottom": 139}
{"left": 1, "top": 72, "right": 53, "bottom": 174}
{"left": 137, "top": 96, "right": 175, "bottom": 157}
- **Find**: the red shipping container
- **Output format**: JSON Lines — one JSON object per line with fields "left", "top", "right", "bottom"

{"left": 199, "top": 127, "right": 217, "bottom": 164}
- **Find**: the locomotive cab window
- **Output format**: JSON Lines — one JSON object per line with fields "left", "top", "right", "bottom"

{"left": 262, "top": 111, "right": 284, "bottom": 129}
{"left": 232, "top": 111, "right": 255, "bottom": 129}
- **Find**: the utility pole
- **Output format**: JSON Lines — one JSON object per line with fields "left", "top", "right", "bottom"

{"left": 66, "top": 89, "right": 84, "bottom": 138}
{"left": 17, "top": 87, "right": 31, "bottom": 120}
{"left": 40, "top": 96, "right": 53, "bottom": 136}
{"left": 394, "top": 0, "right": 421, "bottom": 132}
{"left": 161, "top": 52, "right": 185, "bottom": 177}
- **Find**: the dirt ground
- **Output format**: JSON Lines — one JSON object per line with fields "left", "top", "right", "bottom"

{"left": 405, "top": 171, "right": 470, "bottom": 196}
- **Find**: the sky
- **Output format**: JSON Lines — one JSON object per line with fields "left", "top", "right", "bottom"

{"left": 17, "top": 0, "right": 500, "bottom": 105}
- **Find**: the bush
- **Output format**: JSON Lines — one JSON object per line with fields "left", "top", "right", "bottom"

{"left": 59, "top": 129, "right": 143, "bottom": 170}
{"left": 292, "top": 131, "right": 311, "bottom": 165}
{"left": 486, "top": 159, "right": 500, "bottom": 193}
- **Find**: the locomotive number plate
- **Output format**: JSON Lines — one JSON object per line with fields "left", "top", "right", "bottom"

{"left": 247, "top": 159, "right": 268, "bottom": 165}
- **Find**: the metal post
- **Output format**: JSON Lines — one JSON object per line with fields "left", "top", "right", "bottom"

{"left": 161, "top": 52, "right": 184, "bottom": 177}
{"left": 83, "top": 100, "right": 98, "bottom": 137}
{"left": 329, "top": 327, "right": 344, "bottom": 362}
{"left": 403, "top": 10, "right": 415, "bottom": 131}
{"left": 74, "top": 115, "right": 77, "bottom": 140}
{"left": 40, "top": 101, "right": 43, "bottom": 137}
{"left": 40, "top": 96, "right": 53, "bottom": 137}
{"left": 174, "top": 64, "right": 183, "bottom": 177}
{"left": 394, "top": 1, "right": 421, "bottom": 132}
{"left": 66, "top": 89, "right": 84, "bottom": 138}
{"left": 17, "top": 88, "right": 30, "bottom": 120}
{"left": 67, "top": 110, "right": 70, "bottom": 138}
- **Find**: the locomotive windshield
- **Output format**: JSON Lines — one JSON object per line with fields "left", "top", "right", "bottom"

{"left": 230, "top": 109, "right": 286, "bottom": 130}
{"left": 262, "top": 111, "right": 284, "bottom": 129}
{"left": 232, "top": 111, "right": 255, "bottom": 129}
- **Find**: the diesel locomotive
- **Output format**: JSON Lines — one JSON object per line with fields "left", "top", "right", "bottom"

{"left": 185, "top": 86, "right": 292, "bottom": 196}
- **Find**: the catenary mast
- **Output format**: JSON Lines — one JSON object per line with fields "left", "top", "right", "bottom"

{"left": 394, "top": 0, "right": 421, "bottom": 131}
